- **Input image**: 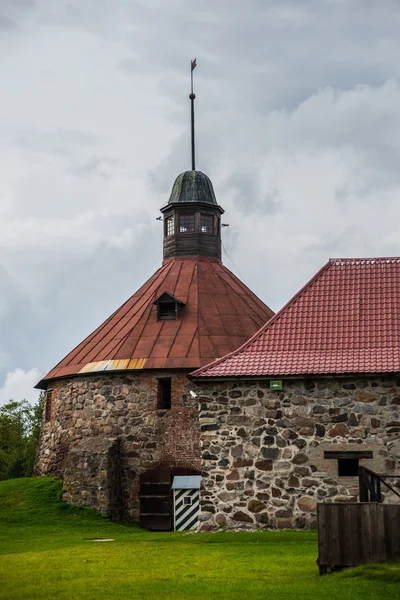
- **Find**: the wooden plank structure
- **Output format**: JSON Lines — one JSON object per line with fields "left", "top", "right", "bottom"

{"left": 359, "top": 466, "right": 400, "bottom": 503}
{"left": 139, "top": 467, "right": 200, "bottom": 531}
{"left": 317, "top": 503, "right": 400, "bottom": 574}
{"left": 139, "top": 467, "right": 173, "bottom": 531}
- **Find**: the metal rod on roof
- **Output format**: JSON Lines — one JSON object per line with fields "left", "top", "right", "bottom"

{"left": 190, "top": 58, "right": 197, "bottom": 171}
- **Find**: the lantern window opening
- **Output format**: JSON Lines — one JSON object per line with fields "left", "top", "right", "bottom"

{"left": 179, "top": 214, "right": 195, "bottom": 233}
{"left": 200, "top": 214, "right": 214, "bottom": 234}
{"left": 166, "top": 216, "right": 174, "bottom": 237}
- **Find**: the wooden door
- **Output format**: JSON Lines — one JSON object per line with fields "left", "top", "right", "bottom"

{"left": 139, "top": 467, "right": 200, "bottom": 531}
{"left": 140, "top": 467, "right": 172, "bottom": 531}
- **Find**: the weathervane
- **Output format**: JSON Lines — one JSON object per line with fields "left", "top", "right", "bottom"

{"left": 190, "top": 58, "right": 197, "bottom": 171}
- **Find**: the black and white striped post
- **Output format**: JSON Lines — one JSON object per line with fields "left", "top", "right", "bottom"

{"left": 172, "top": 475, "right": 201, "bottom": 531}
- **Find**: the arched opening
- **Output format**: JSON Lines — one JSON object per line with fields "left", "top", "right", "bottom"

{"left": 139, "top": 466, "right": 200, "bottom": 531}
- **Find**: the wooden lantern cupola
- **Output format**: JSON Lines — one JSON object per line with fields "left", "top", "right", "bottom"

{"left": 160, "top": 170, "right": 224, "bottom": 262}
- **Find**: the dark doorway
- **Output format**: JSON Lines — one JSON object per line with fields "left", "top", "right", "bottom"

{"left": 139, "top": 466, "right": 200, "bottom": 531}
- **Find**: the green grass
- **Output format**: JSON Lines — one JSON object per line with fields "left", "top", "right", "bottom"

{"left": 0, "top": 478, "right": 399, "bottom": 600}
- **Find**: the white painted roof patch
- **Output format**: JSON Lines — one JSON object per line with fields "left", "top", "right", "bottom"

{"left": 172, "top": 476, "right": 201, "bottom": 489}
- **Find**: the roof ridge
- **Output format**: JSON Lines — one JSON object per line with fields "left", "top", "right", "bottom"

{"left": 184, "top": 326, "right": 199, "bottom": 359}
{"left": 197, "top": 263, "right": 221, "bottom": 358}
{"left": 191, "top": 259, "right": 332, "bottom": 377}
{"left": 166, "top": 320, "right": 184, "bottom": 359}
{"left": 329, "top": 257, "right": 400, "bottom": 264}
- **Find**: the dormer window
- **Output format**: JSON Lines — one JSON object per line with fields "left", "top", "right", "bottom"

{"left": 159, "top": 300, "right": 177, "bottom": 320}
{"left": 201, "top": 214, "right": 214, "bottom": 234}
{"left": 154, "top": 292, "right": 185, "bottom": 321}
{"left": 179, "top": 214, "right": 195, "bottom": 233}
{"left": 166, "top": 217, "right": 174, "bottom": 236}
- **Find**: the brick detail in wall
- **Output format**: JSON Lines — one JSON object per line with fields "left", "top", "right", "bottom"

{"left": 196, "top": 377, "right": 400, "bottom": 531}
{"left": 35, "top": 371, "right": 201, "bottom": 520}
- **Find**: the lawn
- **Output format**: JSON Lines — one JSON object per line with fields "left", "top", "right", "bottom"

{"left": 0, "top": 478, "right": 399, "bottom": 600}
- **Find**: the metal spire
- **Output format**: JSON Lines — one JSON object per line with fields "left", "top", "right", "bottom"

{"left": 190, "top": 58, "right": 197, "bottom": 171}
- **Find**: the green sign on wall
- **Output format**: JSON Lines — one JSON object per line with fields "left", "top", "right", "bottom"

{"left": 270, "top": 380, "right": 283, "bottom": 391}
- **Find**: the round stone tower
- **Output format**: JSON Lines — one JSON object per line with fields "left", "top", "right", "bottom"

{"left": 35, "top": 169, "right": 274, "bottom": 528}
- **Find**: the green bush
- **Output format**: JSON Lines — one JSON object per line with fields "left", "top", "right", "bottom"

{"left": 0, "top": 394, "right": 44, "bottom": 480}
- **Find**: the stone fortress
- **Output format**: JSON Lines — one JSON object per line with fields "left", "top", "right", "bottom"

{"left": 35, "top": 168, "right": 275, "bottom": 528}
{"left": 35, "top": 182, "right": 400, "bottom": 531}
{"left": 35, "top": 78, "right": 400, "bottom": 529}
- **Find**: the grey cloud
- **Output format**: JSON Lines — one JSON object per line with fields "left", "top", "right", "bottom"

{"left": 262, "top": 188, "right": 281, "bottom": 216}
{"left": 0, "top": 15, "right": 16, "bottom": 29}
{"left": 148, "top": 134, "right": 191, "bottom": 195}
{"left": 2, "top": 0, "right": 400, "bottom": 402}
{"left": 118, "top": 0, "right": 400, "bottom": 113}
{"left": 0, "top": 265, "right": 37, "bottom": 378}
{"left": 11, "top": 0, "right": 36, "bottom": 7}
{"left": 68, "top": 156, "right": 121, "bottom": 179}
{"left": 303, "top": 230, "right": 357, "bottom": 257}
{"left": 0, "top": 0, "right": 35, "bottom": 30}
{"left": 117, "top": 57, "right": 140, "bottom": 74}
{"left": 221, "top": 169, "right": 282, "bottom": 217}
{"left": 0, "top": 0, "right": 35, "bottom": 9}
{"left": 10, "top": 127, "right": 101, "bottom": 159}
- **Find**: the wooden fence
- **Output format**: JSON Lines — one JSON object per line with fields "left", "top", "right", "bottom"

{"left": 317, "top": 502, "right": 400, "bottom": 574}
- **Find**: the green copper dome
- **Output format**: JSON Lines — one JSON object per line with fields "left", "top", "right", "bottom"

{"left": 168, "top": 170, "right": 217, "bottom": 205}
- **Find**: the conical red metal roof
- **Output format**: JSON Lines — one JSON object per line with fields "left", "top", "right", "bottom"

{"left": 37, "top": 257, "right": 273, "bottom": 388}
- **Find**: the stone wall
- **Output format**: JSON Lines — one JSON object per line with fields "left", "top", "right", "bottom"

{"left": 35, "top": 371, "right": 201, "bottom": 519}
{"left": 63, "top": 437, "right": 123, "bottom": 520}
{"left": 196, "top": 376, "right": 400, "bottom": 531}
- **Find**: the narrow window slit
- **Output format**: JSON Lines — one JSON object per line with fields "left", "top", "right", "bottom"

{"left": 45, "top": 389, "right": 54, "bottom": 422}
{"left": 158, "top": 379, "right": 171, "bottom": 410}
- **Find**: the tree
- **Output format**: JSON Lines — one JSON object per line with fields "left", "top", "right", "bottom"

{"left": 0, "top": 393, "right": 44, "bottom": 480}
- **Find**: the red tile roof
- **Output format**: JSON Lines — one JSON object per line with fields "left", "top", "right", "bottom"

{"left": 37, "top": 257, "right": 274, "bottom": 388}
{"left": 192, "top": 258, "right": 400, "bottom": 378}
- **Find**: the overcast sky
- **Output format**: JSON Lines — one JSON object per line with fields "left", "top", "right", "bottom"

{"left": 1, "top": 0, "right": 400, "bottom": 404}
